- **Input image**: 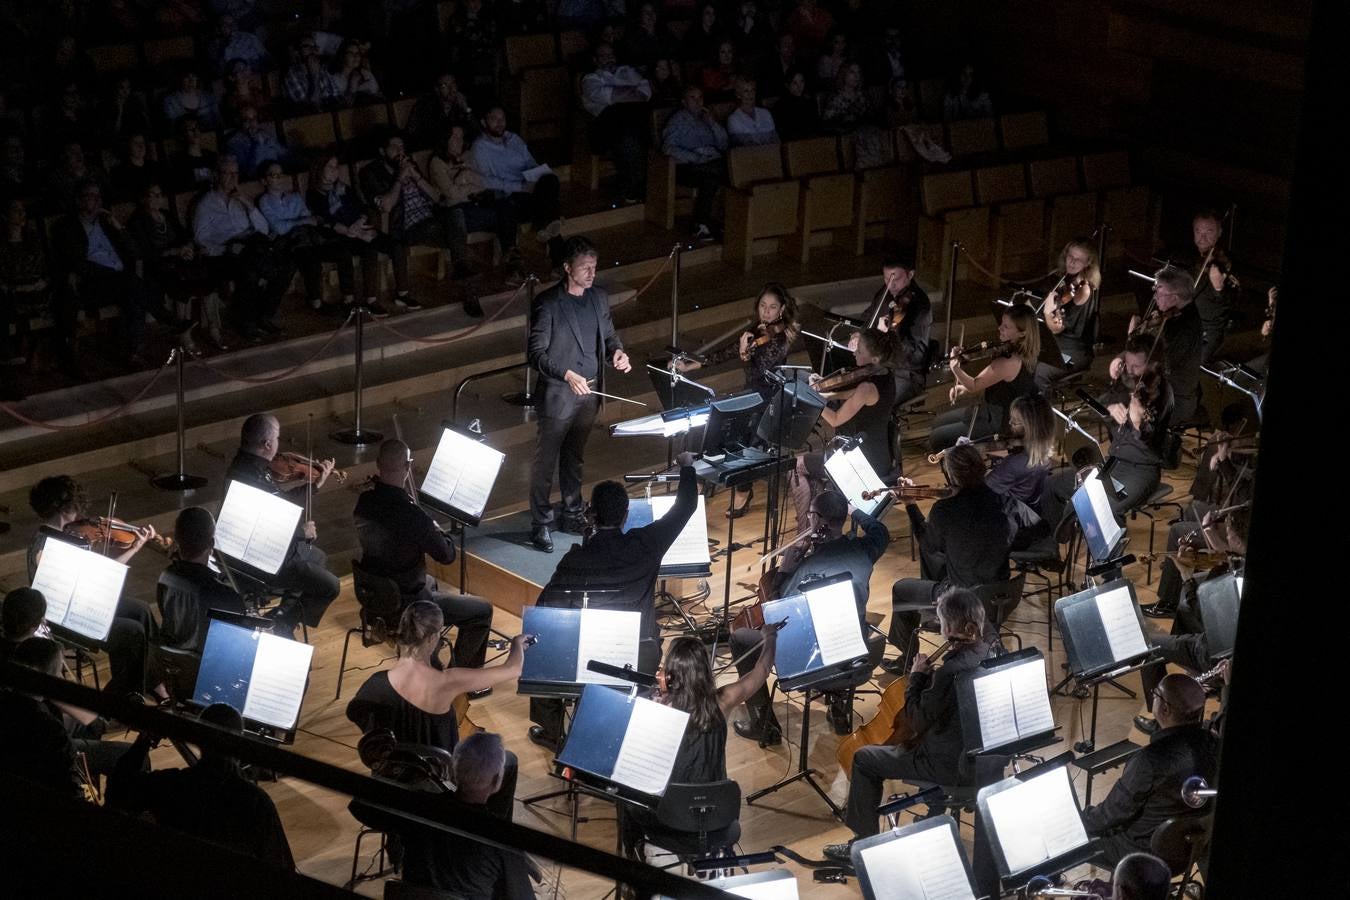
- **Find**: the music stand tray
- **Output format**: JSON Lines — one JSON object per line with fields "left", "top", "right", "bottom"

{"left": 517, "top": 606, "right": 643, "bottom": 699}
{"left": 976, "top": 756, "right": 1099, "bottom": 892}
{"left": 957, "top": 647, "right": 1061, "bottom": 759}
{"left": 851, "top": 815, "right": 980, "bottom": 900}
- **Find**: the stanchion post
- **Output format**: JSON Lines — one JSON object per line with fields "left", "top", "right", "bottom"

{"left": 151, "top": 347, "right": 208, "bottom": 491}
{"left": 332, "top": 306, "right": 383, "bottom": 445}
{"left": 502, "top": 275, "right": 539, "bottom": 407}
{"left": 943, "top": 241, "right": 962, "bottom": 350}
{"left": 670, "top": 242, "right": 682, "bottom": 349}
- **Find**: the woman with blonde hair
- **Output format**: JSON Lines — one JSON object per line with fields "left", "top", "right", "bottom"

{"left": 929, "top": 305, "right": 1040, "bottom": 452}
{"left": 1044, "top": 238, "right": 1101, "bottom": 371}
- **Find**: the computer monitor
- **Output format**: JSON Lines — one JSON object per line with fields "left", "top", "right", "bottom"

{"left": 701, "top": 391, "right": 765, "bottom": 458}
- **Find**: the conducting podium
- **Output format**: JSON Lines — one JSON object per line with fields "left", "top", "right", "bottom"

{"left": 192, "top": 609, "right": 315, "bottom": 743}
{"left": 851, "top": 815, "right": 980, "bottom": 900}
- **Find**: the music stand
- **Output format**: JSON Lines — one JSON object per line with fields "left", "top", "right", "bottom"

{"left": 851, "top": 816, "right": 980, "bottom": 900}
{"left": 417, "top": 425, "right": 505, "bottom": 593}
{"left": 958, "top": 648, "right": 1060, "bottom": 760}
{"left": 823, "top": 444, "right": 894, "bottom": 520}
{"left": 1199, "top": 571, "right": 1243, "bottom": 659}
{"left": 754, "top": 372, "right": 822, "bottom": 557}
{"left": 1071, "top": 468, "right": 1126, "bottom": 568}
{"left": 622, "top": 494, "right": 713, "bottom": 579}
{"left": 746, "top": 573, "right": 869, "bottom": 817}
{"left": 31, "top": 538, "right": 128, "bottom": 651}
{"left": 647, "top": 359, "right": 715, "bottom": 410}
{"left": 976, "top": 757, "right": 1098, "bottom": 895}
{"left": 517, "top": 606, "right": 643, "bottom": 698}
{"left": 1052, "top": 579, "right": 1160, "bottom": 763}
{"left": 192, "top": 609, "right": 315, "bottom": 744}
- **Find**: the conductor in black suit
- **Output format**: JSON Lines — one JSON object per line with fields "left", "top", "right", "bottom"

{"left": 527, "top": 235, "right": 631, "bottom": 552}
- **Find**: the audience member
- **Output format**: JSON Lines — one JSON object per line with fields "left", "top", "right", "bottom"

{"left": 757, "top": 33, "right": 799, "bottom": 99}
{"left": 661, "top": 86, "right": 727, "bottom": 241}
{"left": 126, "top": 183, "right": 204, "bottom": 348}
{"left": 257, "top": 159, "right": 340, "bottom": 314}
{"left": 306, "top": 152, "right": 397, "bottom": 317}
{"left": 726, "top": 76, "right": 779, "bottom": 147}
{"left": 730, "top": 0, "right": 774, "bottom": 60}
{"left": 283, "top": 34, "right": 342, "bottom": 111}
{"left": 224, "top": 105, "right": 290, "bottom": 179}
{"left": 580, "top": 43, "right": 652, "bottom": 205}
{"left": 166, "top": 115, "right": 220, "bottom": 193}
{"left": 886, "top": 77, "right": 919, "bottom": 128}
{"left": 449, "top": 0, "right": 500, "bottom": 95}
{"left": 45, "top": 141, "right": 105, "bottom": 216}
{"left": 700, "top": 40, "right": 740, "bottom": 100}
{"left": 773, "top": 69, "right": 820, "bottom": 140}
{"left": 650, "top": 58, "right": 685, "bottom": 106}
{"left": 109, "top": 133, "right": 165, "bottom": 204}
{"left": 619, "top": 3, "right": 678, "bottom": 73}
{"left": 943, "top": 61, "right": 993, "bottom": 121}
{"left": 221, "top": 59, "right": 269, "bottom": 125}
{"left": 1, "top": 198, "right": 50, "bottom": 367}
{"left": 787, "top": 0, "right": 835, "bottom": 56}
{"left": 816, "top": 31, "right": 850, "bottom": 89}
{"left": 162, "top": 69, "right": 221, "bottom": 131}
{"left": 468, "top": 106, "right": 566, "bottom": 275}
{"left": 682, "top": 2, "right": 724, "bottom": 65}
{"left": 430, "top": 125, "right": 520, "bottom": 283}
{"left": 97, "top": 76, "right": 152, "bottom": 152}
{"left": 208, "top": 14, "right": 267, "bottom": 77}
{"left": 407, "top": 73, "right": 475, "bottom": 150}
{"left": 333, "top": 39, "right": 382, "bottom": 104}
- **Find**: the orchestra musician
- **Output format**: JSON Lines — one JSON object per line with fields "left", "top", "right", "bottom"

{"left": 928, "top": 305, "right": 1040, "bottom": 453}
{"left": 824, "top": 588, "right": 996, "bottom": 860}
{"left": 157, "top": 507, "right": 247, "bottom": 655}
{"left": 527, "top": 452, "right": 700, "bottom": 752}
{"left": 731, "top": 490, "right": 888, "bottom": 744}
{"left": 983, "top": 393, "right": 1057, "bottom": 521}
{"left": 225, "top": 413, "right": 340, "bottom": 638}
{"left": 1185, "top": 209, "right": 1239, "bottom": 365}
{"left": 1043, "top": 239, "right": 1101, "bottom": 372}
{"left": 26, "top": 475, "right": 158, "bottom": 697}
{"left": 1130, "top": 265, "right": 1202, "bottom": 427}
{"left": 850, "top": 251, "right": 933, "bottom": 406}
{"left": 527, "top": 235, "right": 632, "bottom": 553}
{"left": 353, "top": 439, "right": 494, "bottom": 671}
{"left": 887, "top": 445, "right": 1010, "bottom": 668}
{"left": 622, "top": 630, "right": 778, "bottom": 858}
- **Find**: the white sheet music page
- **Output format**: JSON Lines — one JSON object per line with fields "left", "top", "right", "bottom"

{"left": 419, "top": 429, "right": 465, "bottom": 506}
{"left": 1008, "top": 657, "right": 1055, "bottom": 737}
{"left": 241, "top": 631, "right": 314, "bottom": 730}
{"left": 973, "top": 670, "right": 1020, "bottom": 749}
{"left": 1084, "top": 470, "right": 1123, "bottom": 551}
{"left": 1031, "top": 767, "right": 1090, "bottom": 860}
{"left": 62, "top": 550, "right": 129, "bottom": 642}
{"left": 575, "top": 608, "right": 641, "bottom": 684}
{"left": 1096, "top": 586, "right": 1148, "bottom": 662}
{"left": 30, "top": 537, "right": 82, "bottom": 628}
{"left": 609, "top": 697, "right": 688, "bottom": 795}
{"left": 243, "top": 491, "right": 303, "bottom": 575}
{"left": 650, "top": 494, "right": 711, "bottom": 569}
{"left": 804, "top": 579, "right": 868, "bottom": 666}
{"left": 825, "top": 446, "right": 887, "bottom": 518}
{"left": 861, "top": 826, "right": 976, "bottom": 900}
{"left": 422, "top": 430, "right": 505, "bottom": 520}
{"left": 986, "top": 768, "right": 1087, "bottom": 872}
{"left": 215, "top": 480, "right": 262, "bottom": 561}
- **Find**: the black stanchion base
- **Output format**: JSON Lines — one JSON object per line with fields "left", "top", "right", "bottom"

{"left": 150, "top": 473, "right": 208, "bottom": 492}
{"left": 331, "top": 428, "right": 384, "bottom": 446}
{"left": 501, "top": 391, "right": 537, "bottom": 407}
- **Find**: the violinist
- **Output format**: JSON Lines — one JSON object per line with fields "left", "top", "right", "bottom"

{"left": 353, "top": 439, "right": 494, "bottom": 670}
{"left": 825, "top": 588, "right": 995, "bottom": 858}
{"left": 225, "top": 413, "right": 340, "bottom": 638}
{"left": 677, "top": 282, "right": 800, "bottom": 400}
{"left": 157, "top": 507, "right": 247, "bottom": 655}
{"left": 1130, "top": 265, "right": 1202, "bottom": 426}
{"left": 983, "top": 393, "right": 1057, "bottom": 516}
{"left": 852, "top": 251, "right": 933, "bottom": 405}
{"left": 928, "top": 305, "right": 1040, "bottom": 453}
{"left": 26, "top": 475, "right": 157, "bottom": 698}
{"left": 888, "top": 445, "right": 1010, "bottom": 668}
{"left": 1043, "top": 239, "right": 1101, "bottom": 372}
{"left": 809, "top": 327, "right": 897, "bottom": 477}
{"left": 1184, "top": 210, "right": 1239, "bottom": 365}
{"left": 730, "top": 490, "right": 889, "bottom": 745}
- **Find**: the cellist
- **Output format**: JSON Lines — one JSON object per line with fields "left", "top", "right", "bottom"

{"left": 823, "top": 588, "right": 995, "bottom": 862}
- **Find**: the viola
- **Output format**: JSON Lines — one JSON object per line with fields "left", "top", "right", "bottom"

{"left": 703, "top": 319, "right": 790, "bottom": 367}
{"left": 812, "top": 362, "right": 888, "bottom": 394}
{"left": 860, "top": 483, "right": 954, "bottom": 502}
{"left": 269, "top": 451, "right": 347, "bottom": 489}
{"left": 65, "top": 516, "right": 174, "bottom": 554}
{"left": 1131, "top": 306, "right": 1179, "bottom": 336}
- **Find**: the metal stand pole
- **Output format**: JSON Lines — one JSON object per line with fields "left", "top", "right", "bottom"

{"left": 333, "top": 307, "right": 383, "bottom": 445}
{"left": 503, "top": 274, "right": 540, "bottom": 407}
{"left": 151, "top": 347, "right": 208, "bottom": 491}
{"left": 670, "top": 242, "right": 682, "bottom": 349}
{"left": 942, "top": 241, "right": 962, "bottom": 351}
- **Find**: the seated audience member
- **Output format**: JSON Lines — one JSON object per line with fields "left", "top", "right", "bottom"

{"left": 787, "top": 0, "right": 835, "bottom": 56}
{"left": 700, "top": 40, "right": 739, "bottom": 100}
{"left": 682, "top": 2, "right": 724, "bottom": 64}
{"left": 305, "top": 152, "right": 397, "bottom": 316}
{"left": 649, "top": 58, "right": 684, "bottom": 106}
{"left": 346, "top": 602, "right": 532, "bottom": 820}
{"left": 359, "top": 130, "right": 482, "bottom": 315}
{"left": 1, "top": 198, "right": 51, "bottom": 368}
{"left": 619, "top": 2, "right": 678, "bottom": 73}
{"left": 429, "top": 126, "right": 515, "bottom": 282}
{"left": 467, "top": 105, "right": 566, "bottom": 273}
{"left": 773, "top": 69, "right": 820, "bottom": 140}
{"left": 580, "top": 43, "right": 652, "bottom": 205}
{"left": 449, "top": 0, "right": 499, "bottom": 94}
{"left": 886, "top": 76, "right": 919, "bottom": 128}
{"left": 109, "top": 133, "right": 165, "bottom": 205}
{"left": 126, "top": 183, "right": 216, "bottom": 350}
{"left": 98, "top": 76, "right": 152, "bottom": 151}
{"left": 730, "top": 0, "right": 774, "bottom": 60}
{"left": 162, "top": 70, "right": 221, "bottom": 131}
{"left": 822, "top": 62, "right": 873, "bottom": 134}
{"left": 825, "top": 588, "right": 996, "bottom": 858}
{"left": 333, "top": 39, "right": 381, "bottom": 104}
{"left": 43, "top": 83, "right": 98, "bottom": 158}
{"left": 283, "top": 33, "right": 342, "bottom": 111}
{"left": 727, "top": 76, "right": 779, "bottom": 147}
{"left": 407, "top": 73, "right": 475, "bottom": 149}
{"left": 224, "top": 105, "right": 290, "bottom": 180}
{"left": 166, "top": 114, "right": 220, "bottom": 194}
{"left": 107, "top": 702, "right": 295, "bottom": 868}
{"left": 1082, "top": 674, "right": 1218, "bottom": 868}
{"left": 661, "top": 87, "right": 728, "bottom": 241}
{"left": 757, "top": 33, "right": 799, "bottom": 99}
{"left": 52, "top": 179, "right": 174, "bottom": 367}
{"left": 816, "top": 31, "right": 850, "bottom": 89}
{"left": 943, "top": 61, "right": 993, "bottom": 121}
{"left": 221, "top": 59, "right": 269, "bottom": 126}
{"left": 45, "top": 141, "right": 106, "bottom": 216}
{"left": 157, "top": 507, "right": 247, "bottom": 655}
{"left": 0, "top": 636, "right": 82, "bottom": 799}
{"left": 1113, "top": 852, "right": 1173, "bottom": 900}
{"left": 209, "top": 14, "right": 267, "bottom": 76}
{"left": 257, "top": 158, "right": 345, "bottom": 314}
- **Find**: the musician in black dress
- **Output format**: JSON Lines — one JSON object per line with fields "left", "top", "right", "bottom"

{"left": 527, "top": 235, "right": 631, "bottom": 552}
{"left": 1043, "top": 239, "right": 1101, "bottom": 372}
{"left": 851, "top": 251, "right": 933, "bottom": 405}
{"left": 928, "top": 305, "right": 1040, "bottom": 452}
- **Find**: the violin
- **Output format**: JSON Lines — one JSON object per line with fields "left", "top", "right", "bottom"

{"left": 812, "top": 362, "right": 888, "bottom": 394}
{"left": 269, "top": 451, "right": 347, "bottom": 489}
{"left": 860, "top": 483, "right": 955, "bottom": 502}
{"left": 65, "top": 516, "right": 174, "bottom": 554}
{"left": 836, "top": 638, "right": 964, "bottom": 775}
{"left": 1046, "top": 274, "right": 1090, "bottom": 325}
{"left": 930, "top": 339, "right": 1016, "bottom": 371}
{"left": 927, "top": 434, "right": 1016, "bottom": 465}
{"left": 1198, "top": 248, "right": 1241, "bottom": 291}
{"left": 702, "top": 319, "right": 789, "bottom": 367}
{"left": 1129, "top": 306, "right": 1179, "bottom": 336}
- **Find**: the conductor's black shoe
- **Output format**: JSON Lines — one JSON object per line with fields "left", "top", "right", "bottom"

{"left": 559, "top": 512, "right": 588, "bottom": 535}
{"left": 528, "top": 725, "right": 560, "bottom": 752}
{"left": 1141, "top": 602, "right": 1177, "bottom": 619}
{"left": 822, "top": 843, "right": 854, "bottom": 864}
{"left": 733, "top": 718, "right": 782, "bottom": 746}
{"left": 1134, "top": 714, "right": 1160, "bottom": 735}
{"left": 530, "top": 526, "right": 554, "bottom": 553}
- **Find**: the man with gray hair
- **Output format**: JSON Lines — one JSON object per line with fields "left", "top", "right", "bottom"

{"left": 1131, "top": 265, "right": 1203, "bottom": 426}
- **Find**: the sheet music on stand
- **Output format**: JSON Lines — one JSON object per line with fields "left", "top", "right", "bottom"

{"left": 192, "top": 610, "right": 315, "bottom": 743}
{"left": 517, "top": 606, "right": 642, "bottom": 697}
{"left": 824, "top": 445, "right": 893, "bottom": 519}
{"left": 1055, "top": 579, "right": 1155, "bottom": 681}
{"left": 30, "top": 538, "right": 128, "bottom": 647}
{"left": 418, "top": 426, "right": 505, "bottom": 527}
{"left": 556, "top": 683, "right": 690, "bottom": 800}
{"left": 958, "top": 648, "right": 1057, "bottom": 756}
{"left": 215, "top": 480, "right": 304, "bottom": 579}
{"left": 708, "top": 869, "right": 800, "bottom": 899}
{"left": 1199, "top": 571, "right": 1243, "bottom": 659}
{"left": 621, "top": 494, "right": 712, "bottom": 576}
{"left": 1071, "top": 468, "right": 1125, "bottom": 563}
{"left": 852, "top": 816, "right": 978, "bottom": 900}
{"left": 977, "top": 760, "right": 1094, "bottom": 885}
{"left": 610, "top": 404, "right": 711, "bottom": 438}
{"left": 761, "top": 572, "right": 869, "bottom": 691}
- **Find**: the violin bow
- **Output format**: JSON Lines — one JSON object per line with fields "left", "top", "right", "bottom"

{"left": 305, "top": 414, "right": 314, "bottom": 525}
{"left": 102, "top": 491, "right": 118, "bottom": 557}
